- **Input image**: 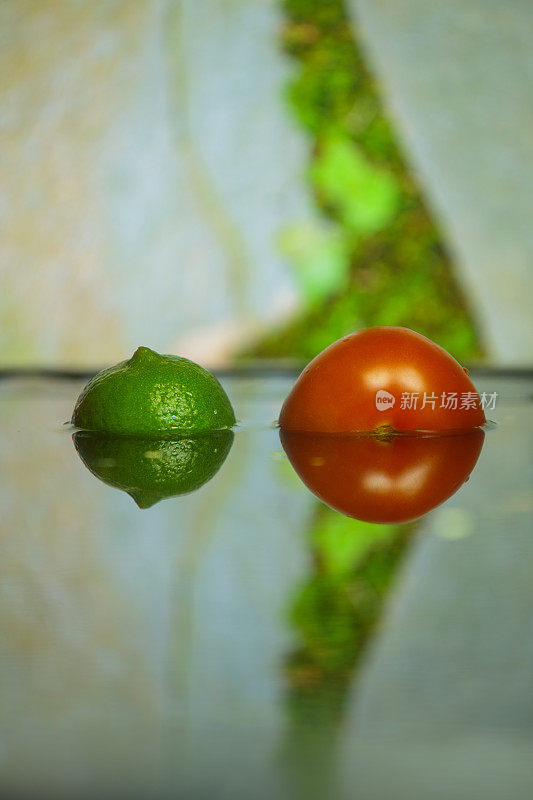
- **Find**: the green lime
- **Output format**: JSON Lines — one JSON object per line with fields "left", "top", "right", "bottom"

{"left": 73, "top": 430, "right": 234, "bottom": 508}
{"left": 72, "top": 346, "right": 235, "bottom": 434}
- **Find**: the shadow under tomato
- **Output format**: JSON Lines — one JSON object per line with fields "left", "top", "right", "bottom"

{"left": 280, "top": 428, "right": 485, "bottom": 524}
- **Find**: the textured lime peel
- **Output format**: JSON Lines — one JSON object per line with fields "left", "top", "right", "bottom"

{"left": 72, "top": 347, "right": 235, "bottom": 434}
{"left": 73, "top": 430, "right": 234, "bottom": 508}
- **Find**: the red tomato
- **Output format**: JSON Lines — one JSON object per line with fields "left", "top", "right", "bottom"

{"left": 279, "top": 327, "right": 485, "bottom": 433}
{"left": 280, "top": 428, "right": 485, "bottom": 524}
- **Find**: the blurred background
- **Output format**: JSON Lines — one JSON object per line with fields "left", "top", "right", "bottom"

{"left": 1, "top": 4, "right": 533, "bottom": 798}
{"left": 2, "top": 0, "right": 532, "bottom": 369}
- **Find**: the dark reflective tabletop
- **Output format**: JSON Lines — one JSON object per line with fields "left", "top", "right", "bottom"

{"left": 0, "top": 371, "right": 531, "bottom": 799}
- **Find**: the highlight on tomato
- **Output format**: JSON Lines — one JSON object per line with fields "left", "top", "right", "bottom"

{"left": 280, "top": 428, "right": 485, "bottom": 524}
{"left": 279, "top": 327, "right": 486, "bottom": 434}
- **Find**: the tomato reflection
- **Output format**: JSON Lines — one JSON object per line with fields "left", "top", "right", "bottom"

{"left": 280, "top": 428, "right": 485, "bottom": 524}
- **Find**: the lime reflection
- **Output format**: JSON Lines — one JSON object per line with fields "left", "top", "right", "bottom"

{"left": 73, "top": 430, "right": 234, "bottom": 508}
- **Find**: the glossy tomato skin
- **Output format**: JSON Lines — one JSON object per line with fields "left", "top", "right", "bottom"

{"left": 279, "top": 327, "right": 485, "bottom": 433}
{"left": 280, "top": 428, "right": 485, "bottom": 524}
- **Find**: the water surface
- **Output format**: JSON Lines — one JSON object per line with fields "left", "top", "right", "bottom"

{"left": 0, "top": 372, "right": 531, "bottom": 799}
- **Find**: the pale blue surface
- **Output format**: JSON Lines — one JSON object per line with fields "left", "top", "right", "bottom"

{"left": 0, "top": 373, "right": 531, "bottom": 799}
